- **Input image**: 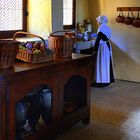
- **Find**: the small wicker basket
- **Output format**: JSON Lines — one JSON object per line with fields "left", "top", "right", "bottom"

{"left": 48, "top": 31, "right": 75, "bottom": 58}
{"left": 0, "top": 40, "right": 20, "bottom": 69}
{"left": 13, "top": 32, "right": 54, "bottom": 63}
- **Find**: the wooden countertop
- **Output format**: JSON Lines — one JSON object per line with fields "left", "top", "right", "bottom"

{"left": 0, "top": 53, "right": 92, "bottom": 84}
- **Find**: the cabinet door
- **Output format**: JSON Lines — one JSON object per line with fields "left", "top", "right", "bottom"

{"left": 6, "top": 76, "right": 59, "bottom": 140}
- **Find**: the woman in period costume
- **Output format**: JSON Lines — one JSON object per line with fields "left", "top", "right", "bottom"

{"left": 93, "top": 15, "right": 114, "bottom": 87}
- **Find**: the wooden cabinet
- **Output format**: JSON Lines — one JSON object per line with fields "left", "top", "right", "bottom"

{"left": 0, "top": 53, "right": 91, "bottom": 140}
{"left": 80, "top": 49, "right": 96, "bottom": 83}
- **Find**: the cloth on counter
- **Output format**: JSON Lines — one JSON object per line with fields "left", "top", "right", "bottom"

{"left": 74, "top": 40, "right": 95, "bottom": 53}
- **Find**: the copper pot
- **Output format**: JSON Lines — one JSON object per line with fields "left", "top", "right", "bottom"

{"left": 116, "top": 11, "right": 124, "bottom": 23}
{"left": 124, "top": 11, "right": 133, "bottom": 25}
{"left": 133, "top": 11, "right": 140, "bottom": 27}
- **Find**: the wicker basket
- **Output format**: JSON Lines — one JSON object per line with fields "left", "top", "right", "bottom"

{"left": 48, "top": 31, "right": 75, "bottom": 58}
{"left": 0, "top": 40, "right": 20, "bottom": 69}
{"left": 13, "top": 32, "right": 54, "bottom": 63}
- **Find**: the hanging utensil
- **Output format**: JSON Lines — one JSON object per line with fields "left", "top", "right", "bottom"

{"left": 124, "top": 9, "right": 133, "bottom": 25}
{"left": 133, "top": 10, "right": 140, "bottom": 27}
{"left": 116, "top": 10, "right": 124, "bottom": 23}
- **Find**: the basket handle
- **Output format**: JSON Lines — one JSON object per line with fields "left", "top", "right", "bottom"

{"left": 49, "top": 30, "right": 70, "bottom": 37}
{"left": 49, "top": 30, "right": 76, "bottom": 42}
{"left": 13, "top": 31, "right": 47, "bottom": 47}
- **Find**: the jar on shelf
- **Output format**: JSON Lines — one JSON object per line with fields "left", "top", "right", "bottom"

{"left": 40, "top": 88, "right": 52, "bottom": 124}
{"left": 84, "top": 19, "right": 93, "bottom": 33}
{"left": 16, "top": 102, "right": 29, "bottom": 127}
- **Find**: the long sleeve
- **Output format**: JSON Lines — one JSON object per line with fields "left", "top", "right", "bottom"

{"left": 93, "top": 31, "right": 109, "bottom": 52}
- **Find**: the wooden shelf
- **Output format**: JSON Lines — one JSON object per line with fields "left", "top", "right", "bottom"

{"left": 117, "top": 7, "right": 140, "bottom": 11}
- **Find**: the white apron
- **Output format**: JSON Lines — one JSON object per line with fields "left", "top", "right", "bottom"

{"left": 95, "top": 40, "right": 113, "bottom": 83}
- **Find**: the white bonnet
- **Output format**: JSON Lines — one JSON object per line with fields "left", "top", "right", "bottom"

{"left": 96, "top": 15, "right": 108, "bottom": 24}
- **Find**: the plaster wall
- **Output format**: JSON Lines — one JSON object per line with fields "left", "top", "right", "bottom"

{"left": 76, "top": 0, "right": 89, "bottom": 23}
{"left": 88, "top": 0, "right": 101, "bottom": 32}
{"left": 28, "top": 0, "right": 52, "bottom": 38}
{"left": 51, "top": 0, "right": 63, "bottom": 33}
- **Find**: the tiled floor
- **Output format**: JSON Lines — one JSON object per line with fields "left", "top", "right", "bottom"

{"left": 57, "top": 80, "right": 140, "bottom": 140}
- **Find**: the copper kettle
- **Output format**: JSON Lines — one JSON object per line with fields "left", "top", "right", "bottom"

{"left": 133, "top": 11, "right": 140, "bottom": 27}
